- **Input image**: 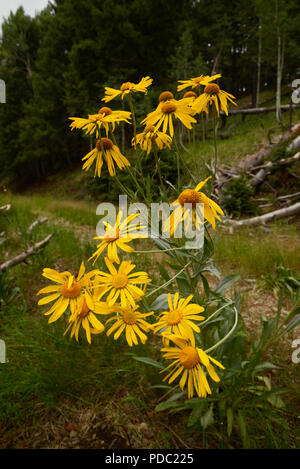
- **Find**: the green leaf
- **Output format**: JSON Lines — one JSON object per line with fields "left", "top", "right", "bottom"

{"left": 200, "top": 403, "right": 214, "bottom": 430}
{"left": 227, "top": 407, "right": 234, "bottom": 437}
{"left": 215, "top": 274, "right": 240, "bottom": 294}
{"left": 132, "top": 356, "right": 164, "bottom": 369}
{"left": 155, "top": 401, "right": 183, "bottom": 412}
{"left": 285, "top": 313, "right": 300, "bottom": 332}
{"left": 267, "top": 394, "right": 285, "bottom": 409}
{"left": 149, "top": 293, "right": 170, "bottom": 311}
{"left": 158, "top": 263, "right": 170, "bottom": 281}
{"left": 237, "top": 410, "right": 249, "bottom": 448}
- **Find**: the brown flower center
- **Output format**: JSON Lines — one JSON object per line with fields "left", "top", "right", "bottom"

{"left": 122, "top": 310, "right": 137, "bottom": 325}
{"left": 79, "top": 298, "right": 90, "bottom": 318}
{"left": 61, "top": 278, "right": 82, "bottom": 299}
{"left": 184, "top": 91, "right": 197, "bottom": 99}
{"left": 166, "top": 308, "right": 183, "bottom": 325}
{"left": 111, "top": 273, "right": 128, "bottom": 289}
{"left": 161, "top": 102, "right": 177, "bottom": 114}
{"left": 178, "top": 189, "right": 200, "bottom": 208}
{"left": 120, "top": 82, "right": 133, "bottom": 91}
{"left": 104, "top": 228, "right": 119, "bottom": 243}
{"left": 98, "top": 106, "right": 112, "bottom": 116}
{"left": 96, "top": 138, "right": 114, "bottom": 150}
{"left": 159, "top": 91, "right": 174, "bottom": 102}
{"left": 179, "top": 346, "right": 199, "bottom": 369}
{"left": 204, "top": 83, "right": 220, "bottom": 95}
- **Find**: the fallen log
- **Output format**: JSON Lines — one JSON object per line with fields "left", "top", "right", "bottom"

{"left": 227, "top": 202, "right": 300, "bottom": 227}
{"left": 27, "top": 217, "right": 48, "bottom": 233}
{"left": 251, "top": 152, "right": 300, "bottom": 187}
{"left": 0, "top": 204, "right": 11, "bottom": 213}
{"left": 0, "top": 233, "right": 54, "bottom": 272}
{"left": 221, "top": 103, "right": 299, "bottom": 117}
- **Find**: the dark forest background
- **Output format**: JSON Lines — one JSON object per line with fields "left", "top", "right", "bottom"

{"left": 0, "top": 0, "right": 299, "bottom": 184}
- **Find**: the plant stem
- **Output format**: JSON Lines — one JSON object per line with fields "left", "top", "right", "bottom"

{"left": 212, "top": 106, "right": 218, "bottom": 176}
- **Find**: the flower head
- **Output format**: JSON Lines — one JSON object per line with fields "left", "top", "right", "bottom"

{"left": 177, "top": 74, "right": 221, "bottom": 92}
{"left": 89, "top": 211, "right": 147, "bottom": 265}
{"left": 105, "top": 302, "right": 153, "bottom": 346}
{"left": 37, "top": 262, "right": 99, "bottom": 324}
{"left": 64, "top": 283, "right": 112, "bottom": 344}
{"left": 161, "top": 335, "right": 225, "bottom": 399}
{"left": 152, "top": 293, "right": 204, "bottom": 346}
{"left": 82, "top": 137, "right": 130, "bottom": 178}
{"left": 96, "top": 258, "right": 151, "bottom": 307}
{"left": 69, "top": 107, "right": 131, "bottom": 137}
{"left": 132, "top": 126, "right": 172, "bottom": 155}
{"left": 102, "top": 77, "right": 153, "bottom": 103}
{"left": 192, "top": 83, "right": 237, "bottom": 116}
{"left": 164, "top": 176, "right": 224, "bottom": 234}
{"left": 141, "top": 99, "right": 196, "bottom": 137}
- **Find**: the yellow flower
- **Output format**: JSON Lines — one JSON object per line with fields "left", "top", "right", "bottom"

{"left": 105, "top": 302, "right": 153, "bottom": 346}
{"left": 177, "top": 74, "right": 221, "bottom": 92}
{"left": 102, "top": 76, "right": 153, "bottom": 103}
{"left": 69, "top": 107, "right": 131, "bottom": 137}
{"left": 132, "top": 126, "right": 172, "bottom": 155}
{"left": 89, "top": 211, "right": 147, "bottom": 265}
{"left": 82, "top": 137, "right": 130, "bottom": 177}
{"left": 96, "top": 258, "right": 151, "bottom": 307}
{"left": 192, "top": 83, "right": 237, "bottom": 116}
{"left": 152, "top": 293, "right": 204, "bottom": 346}
{"left": 141, "top": 99, "right": 196, "bottom": 137}
{"left": 37, "top": 262, "right": 98, "bottom": 324}
{"left": 164, "top": 176, "right": 224, "bottom": 234}
{"left": 64, "top": 284, "right": 112, "bottom": 344}
{"left": 161, "top": 335, "right": 225, "bottom": 399}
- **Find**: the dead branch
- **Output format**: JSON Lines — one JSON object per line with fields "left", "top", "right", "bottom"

{"left": 251, "top": 152, "right": 300, "bottom": 187}
{"left": 0, "top": 233, "right": 54, "bottom": 272}
{"left": 227, "top": 202, "right": 300, "bottom": 227}
{"left": 27, "top": 217, "right": 48, "bottom": 233}
{"left": 258, "top": 192, "right": 300, "bottom": 208}
{"left": 0, "top": 204, "right": 11, "bottom": 213}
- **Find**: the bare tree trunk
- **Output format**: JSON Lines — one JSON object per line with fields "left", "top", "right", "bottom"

{"left": 255, "top": 23, "right": 262, "bottom": 107}
{"left": 211, "top": 44, "right": 223, "bottom": 75}
{"left": 275, "top": 0, "right": 285, "bottom": 124}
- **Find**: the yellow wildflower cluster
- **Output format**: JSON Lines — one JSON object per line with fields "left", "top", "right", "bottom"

{"left": 38, "top": 72, "right": 238, "bottom": 399}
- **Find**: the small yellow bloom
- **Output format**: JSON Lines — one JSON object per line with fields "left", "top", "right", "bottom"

{"left": 192, "top": 83, "right": 237, "bottom": 116}
{"left": 89, "top": 211, "right": 147, "bottom": 265}
{"left": 177, "top": 74, "right": 221, "bottom": 92}
{"left": 164, "top": 176, "right": 224, "bottom": 234}
{"left": 37, "top": 262, "right": 99, "bottom": 324}
{"left": 64, "top": 284, "right": 112, "bottom": 344}
{"left": 132, "top": 126, "right": 172, "bottom": 155}
{"left": 69, "top": 107, "right": 131, "bottom": 137}
{"left": 82, "top": 137, "right": 130, "bottom": 177}
{"left": 152, "top": 292, "right": 204, "bottom": 346}
{"left": 96, "top": 258, "right": 151, "bottom": 307}
{"left": 102, "top": 77, "right": 153, "bottom": 103}
{"left": 105, "top": 302, "right": 153, "bottom": 346}
{"left": 141, "top": 99, "right": 196, "bottom": 137}
{"left": 161, "top": 335, "right": 225, "bottom": 399}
